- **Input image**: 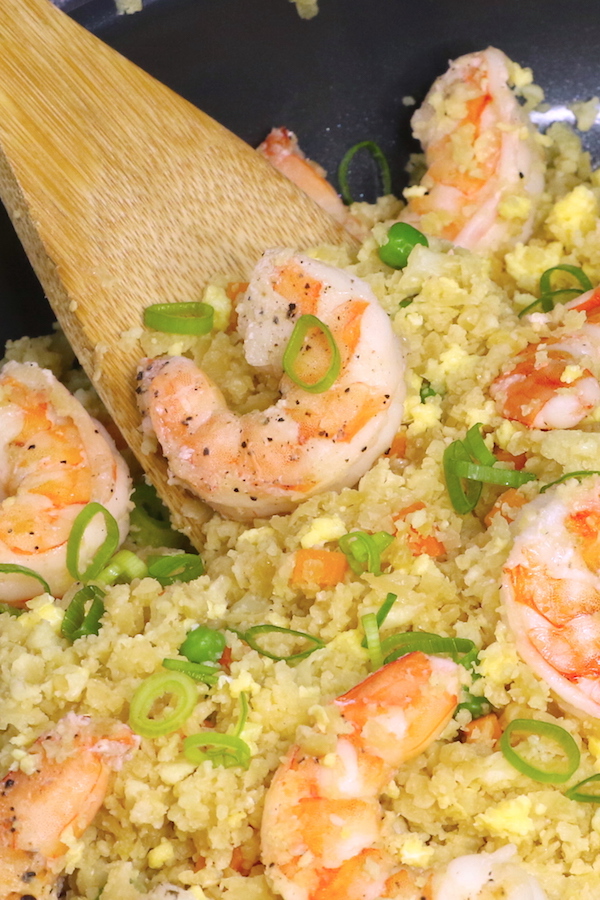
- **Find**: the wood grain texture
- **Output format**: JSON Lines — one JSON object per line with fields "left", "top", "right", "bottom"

{"left": 0, "top": 0, "right": 355, "bottom": 546}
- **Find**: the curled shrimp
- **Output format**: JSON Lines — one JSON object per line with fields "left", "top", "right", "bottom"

{"left": 0, "top": 361, "right": 131, "bottom": 604}
{"left": 502, "top": 474, "right": 600, "bottom": 718}
{"left": 137, "top": 248, "right": 405, "bottom": 521}
{"left": 491, "top": 287, "right": 600, "bottom": 429}
{"left": 0, "top": 713, "right": 139, "bottom": 900}
{"left": 258, "top": 127, "right": 367, "bottom": 240}
{"left": 260, "top": 652, "right": 460, "bottom": 900}
{"left": 425, "top": 845, "right": 547, "bottom": 899}
{"left": 400, "top": 47, "right": 545, "bottom": 252}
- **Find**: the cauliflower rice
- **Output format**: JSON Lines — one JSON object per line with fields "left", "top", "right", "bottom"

{"left": 3, "top": 115, "right": 600, "bottom": 898}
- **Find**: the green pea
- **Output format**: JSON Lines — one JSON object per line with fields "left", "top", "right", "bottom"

{"left": 179, "top": 625, "right": 226, "bottom": 664}
{"left": 378, "top": 222, "right": 428, "bottom": 269}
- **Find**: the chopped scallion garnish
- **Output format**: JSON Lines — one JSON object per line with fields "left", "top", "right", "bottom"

{"left": 376, "top": 592, "right": 397, "bottom": 628}
{"left": 338, "top": 530, "right": 394, "bottom": 576}
{"left": 518, "top": 265, "right": 593, "bottom": 317}
{"left": 96, "top": 549, "right": 148, "bottom": 585}
{"left": 565, "top": 773, "right": 600, "bottom": 803}
{"left": 183, "top": 692, "right": 251, "bottom": 769}
{"left": 61, "top": 585, "right": 106, "bottom": 642}
{"left": 143, "top": 301, "right": 214, "bottom": 335}
{"left": 282, "top": 314, "right": 341, "bottom": 393}
{"left": 381, "top": 631, "right": 479, "bottom": 669}
{"left": 147, "top": 553, "right": 204, "bottom": 586}
{"left": 500, "top": 719, "right": 580, "bottom": 784}
{"left": 66, "top": 503, "right": 120, "bottom": 582}
{"left": 539, "top": 470, "right": 600, "bottom": 493}
{"left": 243, "top": 624, "right": 325, "bottom": 662}
{"left": 0, "top": 564, "right": 51, "bottom": 597}
{"left": 128, "top": 670, "right": 197, "bottom": 738}
{"left": 362, "top": 612, "right": 383, "bottom": 671}
{"left": 338, "top": 140, "right": 391, "bottom": 205}
{"left": 162, "top": 657, "right": 220, "bottom": 685}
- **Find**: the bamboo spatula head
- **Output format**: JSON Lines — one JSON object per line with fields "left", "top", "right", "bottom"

{"left": 0, "top": 0, "right": 355, "bottom": 546}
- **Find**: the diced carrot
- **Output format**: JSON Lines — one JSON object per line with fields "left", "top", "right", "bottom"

{"left": 460, "top": 713, "right": 501, "bottom": 745}
{"left": 385, "top": 431, "right": 407, "bottom": 459}
{"left": 291, "top": 548, "right": 348, "bottom": 587}
{"left": 484, "top": 487, "right": 528, "bottom": 527}
{"left": 394, "top": 502, "right": 446, "bottom": 558}
{"left": 494, "top": 447, "right": 527, "bottom": 470}
{"left": 219, "top": 645, "right": 233, "bottom": 673}
{"left": 225, "top": 281, "right": 249, "bottom": 302}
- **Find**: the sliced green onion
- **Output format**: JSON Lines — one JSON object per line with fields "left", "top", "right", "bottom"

{"left": 61, "top": 585, "right": 106, "bottom": 642}
{"left": 378, "top": 222, "right": 429, "bottom": 269}
{"left": 147, "top": 553, "right": 204, "bottom": 586}
{"left": 398, "top": 296, "right": 416, "bottom": 309}
{"left": 338, "top": 530, "right": 394, "bottom": 576}
{"left": 282, "top": 314, "right": 341, "bottom": 393}
{"left": 0, "top": 604, "right": 24, "bottom": 617}
{"left": 457, "top": 693, "right": 492, "bottom": 719}
{"left": 376, "top": 592, "right": 398, "bottom": 628}
{"left": 128, "top": 670, "right": 197, "bottom": 738}
{"left": 539, "top": 265, "right": 592, "bottom": 296}
{"left": 162, "top": 658, "right": 220, "bottom": 685}
{"left": 183, "top": 692, "right": 251, "bottom": 768}
{"left": 0, "top": 564, "right": 51, "bottom": 596}
{"left": 243, "top": 624, "right": 325, "bottom": 662}
{"left": 540, "top": 470, "right": 600, "bottom": 493}
{"left": 463, "top": 423, "right": 496, "bottom": 467}
{"left": 419, "top": 380, "right": 436, "bottom": 402}
{"left": 362, "top": 612, "right": 383, "bottom": 671}
{"left": 96, "top": 549, "right": 148, "bottom": 586}
{"left": 519, "top": 266, "right": 592, "bottom": 317}
{"left": 451, "top": 460, "right": 536, "bottom": 488}
{"left": 443, "top": 439, "right": 483, "bottom": 514}
{"left": 183, "top": 732, "right": 251, "bottom": 768}
{"left": 130, "top": 481, "right": 190, "bottom": 550}
{"left": 381, "top": 631, "right": 479, "bottom": 669}
{"left": 338, "top": 140, "right": 392, "bottom": 205}
{"left": 500, "top": 719, "right": 580, "bottom": 784}
{"left": 179, "top": 625, "right": 226, "bottom": 664}
{"left": 565, "top": 773, "right": 600, "bottom": 803}
{"left": 66, "top": 503, "right": 120, "bottom": 582}
{"left": 143, "top": 301, "right": 214, "bottom": 335}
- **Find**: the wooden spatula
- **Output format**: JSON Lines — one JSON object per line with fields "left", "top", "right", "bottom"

{"left": 0, "top": 0, "right": 355, "bottom": 547}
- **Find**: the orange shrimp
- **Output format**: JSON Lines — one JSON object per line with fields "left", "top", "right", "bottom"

{"left": 400, "top": 47, "right": 545, "bottom": 252}
{"left": 0, "top": 361, "right": 131, "bottom": 604}
{"left": 137, "top": 249, "right": 405, "bottom": 520}
{"left": 491, "top": 287, "right": 600, "bottom": 429}
{"left": 0, "top": 713, "right": 138, "bottom": 900}
{"left": 257, "top": 127, "right": 367, "bottom": 240}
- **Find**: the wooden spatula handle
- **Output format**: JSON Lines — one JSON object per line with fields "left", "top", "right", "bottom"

{"left": 0, "top": 0, "right": 353, "bottom": 545}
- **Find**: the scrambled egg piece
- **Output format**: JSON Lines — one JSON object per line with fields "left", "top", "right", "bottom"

{"left": 476, "top": 795, "right": 535, "bottom": 837}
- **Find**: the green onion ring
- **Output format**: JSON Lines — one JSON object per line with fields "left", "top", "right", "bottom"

{"left": 243, "top": 624, "right": 325, "bottom": 661}
{"left": 282, "top": 314, "right": 341, "bottom": 393}
{"left": 443, "top": 440, "right": 484, "bottom": 514}
{"left": 565, "top": 773, "right": 600, "bottom": 803}
{"left": 0, "top": 564, "right": 51, "bottom": 596}
{"left": 362, "top": 612, "right": 383, "bottom": 671}
{"left": 338, "top": 530, "right": 394, "bottom": 576}
{"left": 452, "top": 460, "right": 536, "bottom": 488}
{"left": 162, "top": 658, "right": 220, "bottom": 685}
{"left": 463, "top": 423, "right": 496, "bottom": 467}
{"left": 147, "top": 553, "right": 205, "bottom": 586}
{"left": 128, "top": 670, "right": 197, "bottom": 738}
{"left": 500, "top": 718, "right": 580, "bottom": 784}
{"left": 518, "top": 289, "right": 583, "bottom": 317}
{"left": 61, "top": 585, "right": 106, "bottom": 642}
{"left": 539, "top": 470, "right": 600, "bottom": 493}
{"left": 376, "top": 592, "right": 398, "bottom": 628}
{"left": 338, "top": 140, "right": 392, "bottom": 205}
{"left": 96, "top": 549, "right": 149, "bottom": 586}
{"left": 183, "top": 733, "right": 251, "bottom": 769}
{"left": 66, "top": 503, "right": 120, "bottom": 582}
{"left": 381, "top": 631, "right": 479, "bottom": 669}
{"left": 143, "top": 301, "right": 214, "bottom": 335}
{"left": 539, "top": 265, "right": 592, "bottom": 296}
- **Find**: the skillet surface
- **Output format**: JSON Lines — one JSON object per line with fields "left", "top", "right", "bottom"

{"left": 2, "top": 0, "right": 599, "bottom": 347}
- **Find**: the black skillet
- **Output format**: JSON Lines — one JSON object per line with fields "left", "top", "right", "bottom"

{"left": 2, "top": 0, "right": 600, "bottom": 349}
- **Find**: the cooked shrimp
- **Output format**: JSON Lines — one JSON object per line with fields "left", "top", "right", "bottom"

{"left": 260, "top": 652, "right": 460, "bottom": 900}
{"left": 502, "top": 474, "right": 600, "bottom": 718}
{"left": 0, "top": 713, "right": 139, "bottom": 900}
{"left": 491, "top": 287, "right": 600, "bottom": 429}
{"left": 400, "top": 47, "right": 545, "bottom": 252}
{"left": 258, "top": 127, "right": 367, "bottom": 240}
{"left": 137, "top": 248, "right": 405, "bottom": 521}
{"left": 0, "top": 361, "right": 131, "bottom": 604}
{"left": 426, "top": 845, "right": 547, "bottom": 899}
